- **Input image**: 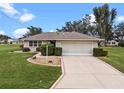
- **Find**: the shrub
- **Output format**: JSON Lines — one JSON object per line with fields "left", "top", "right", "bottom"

{"left": 36, "top": 47, "right": 41, "bottom": 52}
{"left": 20, "top": 44, "right": 24, "bottom": 49}
{"left": 41, "top": 43, "right": 54, "bottom": 56}
{"left": 55, "top": 47, "right": 62, "bottom": 56}
{"left": 22, "top": 47, "right": 30, "bottom": 52}
{"left": 10, "top": 42, "right": 12, "bottom": 44}
{"left": 93, "top": 48, "right": 103, "bottom": 57}
{"left": 118, "top": 41, "right": 124, "bottom": 47}
{"left": 10, "top": 50, "right": 14, "bottom": 52}
{"left": 48, "top": 60, "right": 53, "bottom": 63}
{"left": 102, "top": 51, "right": 108, "bottom": 56}
{"left": 93, "top": 48, "right": 108, "bottom": 57}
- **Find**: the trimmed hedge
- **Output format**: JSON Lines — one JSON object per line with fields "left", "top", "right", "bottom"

{"left": 55, "top": 47, "right": 62, "bottom": 56}
{"left": 102, "top": 51, "right": 108, "bottom": 56}
{"left": 22, "top": 47, "right": 30, "bottom": 52}
{"left": 41, "top": 43, "right": 54, "bottom": 56}
{"left": 36, "top": 47, "right": 41, "bottom": 52}
{"left": 20, "top": 44, "right": 23, "bottom": 49}
{"left": 93, "top": 48, "right": 103, "bottom": 57}
{"left": 118, "top": 41, "right": 124, "bottom": 47}
{"left": 93, "top": 48, "right": 108, "bottom": 57}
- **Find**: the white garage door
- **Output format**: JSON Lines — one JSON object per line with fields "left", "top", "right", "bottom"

{"left": 61, "top": 41, "right": 92, "bottom": 55}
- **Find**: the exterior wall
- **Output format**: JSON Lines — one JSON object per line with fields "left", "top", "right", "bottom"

{"left": 12, "top": 41, "right": 20, "bottom": 44}
{"left": 23, "top": 41, "right": 50, "bottom": 52}
{"left": 23, "top": 40, "right": 98, "bottom": 54}
{"left": 56, "top": 40, "right": 98, "bottom": 55}
{"left": 23, "top": 41, "right": 37, "bottom": 52}
{"left": 56, "top": 41, "right": 61, "bottom": 47}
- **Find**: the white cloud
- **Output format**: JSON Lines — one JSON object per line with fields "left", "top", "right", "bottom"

{"left": 116, "top": 16, "right": 124, "bottom": 22}
{"left": 49, "top": 29, "right": 56, "bottom": 32}
{"left": 0, "top": 30, "right": 5, "bottom": 35}
{"left": 0, "top": 3, "right": 20, "bottom": 17}
{"left": 0, "top": 4, "right": 35, "bottom": 22}
{"left": 83, "top": 14, "right": 96, "bottom": 25}
{"left": 19, "top": 12, "right": 35, "bottom": 22}
{"left": 13, "top": 28, "right": 29, "bottom": 38}
{"left": 90, "top": 14, "right": 95, "bottom": 23}
{"left": 89, "top": 14, "right": 96, "bottom": 25}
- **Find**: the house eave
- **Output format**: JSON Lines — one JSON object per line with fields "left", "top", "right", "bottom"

{"left": 22, "top": 39, "right": 104, "bottom": 41}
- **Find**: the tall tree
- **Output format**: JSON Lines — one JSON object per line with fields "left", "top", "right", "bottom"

{"left": 114, "top": 22, "right": 124, "bottom": 41}
{"left": 80, "top": 14, "right": 96, "bottom": 35}
{"left": 93, "top": 4, "right": 117, "bottom": 41}
{"left": 56, "top": 20, "right": 82, "bottom": 32}
{"left": 56, "top": 14, "right": 96, "bottom": 36}
{"left": 0, "top": 34, "right": 10, "bottom": 40}
{"left": 23, "top": 26, "right": 42, "bottom": 37}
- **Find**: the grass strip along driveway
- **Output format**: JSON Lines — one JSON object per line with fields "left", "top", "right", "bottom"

{"left": 0, "top": 45, "right": 61, "bottom": 89}
{"left": 100, "top": 47, "right": 124, "bottom": 74}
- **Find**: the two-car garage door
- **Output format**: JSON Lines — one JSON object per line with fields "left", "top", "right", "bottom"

{"left": 61, "top": 41, "right": 93, "bottom": 55}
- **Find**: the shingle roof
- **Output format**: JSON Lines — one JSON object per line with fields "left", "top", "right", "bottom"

{"left": 22, "top": 32, "right": 102, "bottom": 41}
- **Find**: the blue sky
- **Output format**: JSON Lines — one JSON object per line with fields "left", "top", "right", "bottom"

{"left": 0, "top": 3, "right": 124, "bottom": 38}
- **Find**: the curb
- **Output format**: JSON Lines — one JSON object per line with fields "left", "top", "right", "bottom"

{"left": 50, "top": 57, "right": 65, "bottom": 89}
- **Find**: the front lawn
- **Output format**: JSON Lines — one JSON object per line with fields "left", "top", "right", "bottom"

{"left": 0, "top": 44, "right": 61, "bottom": 89}
{"left": 99, "top": 47, "right": 124, "bottom": 73}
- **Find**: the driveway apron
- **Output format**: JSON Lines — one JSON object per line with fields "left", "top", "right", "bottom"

{"left": 54, "top": 56, "right": 124, "bottom": 89}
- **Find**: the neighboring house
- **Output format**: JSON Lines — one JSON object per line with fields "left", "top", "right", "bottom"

{"left": 106, "top": 40, "right": 118, "bottom": 46}
{"left": 22, "top": 32, "right": 103, "bottom": 55}
{"left": 8, "top": 39, "right": 22, "bottom": 44}
{"left": 7, "top": 39, "right": 13, "bottom": 44}
{"left": 0, "top": 40, "right": 6, "bottom": 44}
{"left": 0, "top": 39, "right": 8, "bottom": 44}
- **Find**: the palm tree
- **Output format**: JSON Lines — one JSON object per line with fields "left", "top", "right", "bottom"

{"left": 93, "top": 4, "right": 117, "bottom": 41}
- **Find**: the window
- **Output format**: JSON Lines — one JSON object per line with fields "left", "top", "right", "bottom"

{"left": 112, "top": 42, "right": 115, "bottom": 44}
{"left": 34, "top": 41, "right": 37, "bottom": 46}
{"left": 29, "top": 41, "right": 33, "bottom": 46}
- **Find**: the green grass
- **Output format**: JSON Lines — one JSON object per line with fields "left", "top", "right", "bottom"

{"left": 0, "top": 44, "right": 61, "bottom": 89}
{"left": 99, "top": 47, "right": 124, "bottom": 73}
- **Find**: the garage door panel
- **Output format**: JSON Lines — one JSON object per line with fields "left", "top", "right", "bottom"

{"left": 62, "top": 42, "right": 92, "bottom": 55}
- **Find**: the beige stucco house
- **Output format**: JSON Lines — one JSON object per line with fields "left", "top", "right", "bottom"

{"left": 22, "top": 32, "right": 102, "bottom": 55}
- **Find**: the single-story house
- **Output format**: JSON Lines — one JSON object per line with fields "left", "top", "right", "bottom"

{"left": 22, "top": 32, "right": 103, "bottom": 55}
{"left": 8, "top": 39, "right": 21, "bottom": 44}
{"left": 0, "top": 40, "right": 6, "bottom": 44}
{"left": 106, "top": 40, "right": 118, "bottom": 46}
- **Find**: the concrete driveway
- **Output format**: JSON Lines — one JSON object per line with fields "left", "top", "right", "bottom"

{"left": 54, "top": 56, "right": 124, "bottom": 89}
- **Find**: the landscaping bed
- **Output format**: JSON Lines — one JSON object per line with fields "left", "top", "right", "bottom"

{"left": 28, "top": 53, "right": 61, "bottom": 67}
